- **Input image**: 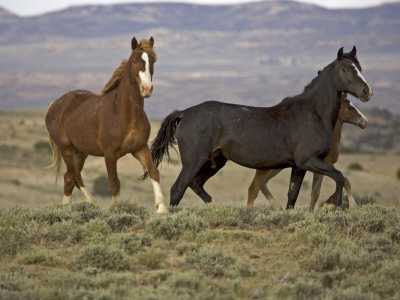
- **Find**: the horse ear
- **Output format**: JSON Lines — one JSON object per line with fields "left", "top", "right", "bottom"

{"left": 131, "top": 37, "right": 138, "bottom": 51}
{"left": 337, "top": 47, "right": 344, "bottom": 60}
{"left": 149, "top": 37, "right": 154, "bottom": 47}
{"left": 350, "top": 45, "right": 357, "bottom": 56}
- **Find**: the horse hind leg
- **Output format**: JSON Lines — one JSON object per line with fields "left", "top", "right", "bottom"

{"left": 259, "top": 169, "right": 282, "bottom": 208}
{"left": 61, "top": 146, "right": 95, "bottom": 203}
{"left": 248, "top": 169, "right": 269, "bottom": 208}
{"left": 62, "top": 151, "right": 88, "bottom": 204}
{"left": 133, "top": 147, "right": 167, "bottom": 215}
{"left": 189, "top": 155, "right": 227, "bottom": 205}
{"left": 343, "top": 175, "right": 357, "bottom": 208}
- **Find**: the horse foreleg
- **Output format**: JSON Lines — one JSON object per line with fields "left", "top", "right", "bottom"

{"left": 104, "top": 153, "right": 120, "bottom": 204}
{"left": 248, "top": 169, "right": 269, "bottom": 208}
{"left": 286, "top": 167, "right": 307, "bottom": 209}
{"left": 299, "top": 157, "right": 344, "bottom": 210}
{"left": 310, "top": 173, "right": 323, "bottom": 211}
{"left": 343, "top": 175, "right": 357, "bottom": 208}
{"left": 133, "top": 148, "right": 167, "bottom": 215}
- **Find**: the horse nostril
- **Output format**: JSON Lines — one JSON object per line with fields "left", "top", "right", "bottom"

{"left": 363, "top": 87, "right": 368, "bottom": 95}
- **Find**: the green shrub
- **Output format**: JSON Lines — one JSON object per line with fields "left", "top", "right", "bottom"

{"left": 0, "top": 227, "right": 31, "bottom": 256}
{"left": 367, "top": 260, "right": 400, "bottom": 298}
{"left": 109, "top": 199, "right": 149, "bottom": 219}
{"left": 186, "top": 247, "right": 236, "bottom": 277}
{"left": 195, "top": 206, "right": 240, "bottom": 227}
{"left": 252, "top": 207, "right": 307, "bottom": 228}
{"left": 19, "top": 248, "right": 61, "bottom": 267}
{"left": 112, "top": 233, "right": 152, "bottom": 255}
{"left": 348, "top": 162, "right": 363, "bottom": 171}
{"left": 92, "top": 175, "right": 109, "bottom": 196}
{"left": 43, "top": 220, "right": 88, "bottom": 243}
{"left": 175, "top": 241, "right": 197, "bottom": 256}
{"left": 397, "top": 168, "right": 400, "bottom": 180}
{"left": 235, "top": 261, "right": 256, "bottom": 277}
{"left": 292, "top": 223, "right": 340, "bottom": 249}
{"left": 146, "top": 210, "right": 207, "bottom": 240}
{"left": 355, "top": 194, "right": 377, "bottom": 206}
{"left": 267, "top": 278, "right": 323, "bottom": 300}
{"left": 30, "top": 204, "right": 77, "bottom": 225}
{"left": 73, "top": 244, "right": 130, "bottom": 271}
{"left": 0, "top": 265, "right": 36, "bottom": 299}
{"left": 70, "top": 202, "right": 103, "bottom": 224}
{"left": 106, "top": 213, "right": 142, "bottom": 232}
{"left": 84, "top": 219, "right": 111, "bottom": 238}
{"left": 136, "top": 248, "right": 167, "bottom": 270}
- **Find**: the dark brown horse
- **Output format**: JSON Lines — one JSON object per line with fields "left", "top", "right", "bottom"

{"left": 247, "top": 93, "right": 368, "bottom": 211}
{"left": 149, "top": 47, "right": 372, "bottom": 209}
{"left": 45, "top": 37, "right": 167, "bottom": 215}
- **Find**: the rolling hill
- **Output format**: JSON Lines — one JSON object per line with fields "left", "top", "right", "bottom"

{"left": 0, "top": 0, "right": 399, "bottom": 118}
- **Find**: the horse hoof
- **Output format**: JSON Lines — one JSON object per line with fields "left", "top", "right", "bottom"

{"left": 62, "top": 195, "right": 71, "bottom": 205}
{"left": 207, "top": 201, "right": 217, "bottom": 206}
{"left": 156, "top": 203, "right": 168, "bottom": 215}
{"left": 322, "top": 203, "right": 336, "bottom": 212}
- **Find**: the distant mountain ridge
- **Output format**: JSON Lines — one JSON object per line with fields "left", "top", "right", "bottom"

{"left": 0, "top": 1, "right": 399, "bottom": 43}
{"left": 0, "top": 1, "right": 399, "bottom": 116}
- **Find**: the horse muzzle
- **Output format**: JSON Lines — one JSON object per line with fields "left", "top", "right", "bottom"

{"left": 360, "top": 87, "right": 373, "bottom": 102}
{"left": 140, "top": 83, "right": 153, "bottom": 98}
{"left": 358, "top": 118, "right": 368, "bottom": 129}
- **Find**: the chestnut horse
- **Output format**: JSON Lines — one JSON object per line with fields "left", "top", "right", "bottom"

{"left": 247, "top": 93, "right": 368, "bottom": 211}
{"left": 149, "top": 47, "right": 372, "bottom": 209}
{"left": 45, "top": 37, "right": 167, "bottom": 215}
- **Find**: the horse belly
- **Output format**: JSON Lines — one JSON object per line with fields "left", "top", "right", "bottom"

{"left": 221, "top": 132, "right": 294, "bottom": 170}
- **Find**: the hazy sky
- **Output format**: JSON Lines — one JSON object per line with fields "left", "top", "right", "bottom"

{"left": 1, "top": 0, "right": 399, "bottom": 17}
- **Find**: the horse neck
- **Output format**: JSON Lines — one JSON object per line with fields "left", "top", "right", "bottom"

{"left": 308, "top": 64, "right": 342, "bottom": 128}
{"left": 115, "top": 66, "right": 144, "bottom": 115}
{"left": 326, "top": 118, "right": 344, "bottom": 163}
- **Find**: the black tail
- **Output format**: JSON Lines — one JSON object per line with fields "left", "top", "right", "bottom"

{"left": 142, "top": 110, "right": 182, "bottom": 179}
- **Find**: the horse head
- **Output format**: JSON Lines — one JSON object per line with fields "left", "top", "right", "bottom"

{"left": 340, "top": 93, "right": 368, "bottom": 129}
{"left": 130, "top": 37, "right": 157, "bottom": 98}
{"left": 334, "top": 46, "right": 373, "bottom": 102}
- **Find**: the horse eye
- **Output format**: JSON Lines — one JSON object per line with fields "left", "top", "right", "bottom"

{"left": 132, "top": 60, "right": 136, "bottom": 65}
{"left": 342, "top": 68, "right": 347, "bottom": 72}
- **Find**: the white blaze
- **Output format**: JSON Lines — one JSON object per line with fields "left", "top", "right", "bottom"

{"left": 351, "top": 63, "right": 372, "bottom": 96}
{"left": 349, "top": 101, "right": 367, "bottom": 124}
{"left": 139, "top": 52, "right": 152, "bottom": 87}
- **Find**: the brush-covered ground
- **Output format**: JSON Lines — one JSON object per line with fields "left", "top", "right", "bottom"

{"left": 1, "top": 198, "right": 400, "bottom": 299}
{"left": 1, "top": 110, "right": 400, "bottom": 299}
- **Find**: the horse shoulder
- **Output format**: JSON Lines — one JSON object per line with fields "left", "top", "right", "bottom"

{"left": 119, "top": 112, "right": 151, "bottom": 153}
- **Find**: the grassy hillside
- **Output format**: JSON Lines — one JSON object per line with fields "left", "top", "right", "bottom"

{"left": 1, "top": 110, "right": 400, "bottom": 298}
{"left": 1, "top": 200, "right": 400, "bottom": 299}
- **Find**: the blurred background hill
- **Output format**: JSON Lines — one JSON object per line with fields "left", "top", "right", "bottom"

{"left": 0, "top": 0, "right": 399, "bottom": 118}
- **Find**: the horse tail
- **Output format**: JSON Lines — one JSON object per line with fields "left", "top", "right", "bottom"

{"left": 141, "top": 110, "right": 183, "bottom": 180}
{"left": 45, "top": 136, "right": 62, "bottom": 184}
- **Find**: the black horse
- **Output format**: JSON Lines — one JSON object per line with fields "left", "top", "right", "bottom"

{"left": 150, "top": 47, "right": 372, "bottom": 209}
